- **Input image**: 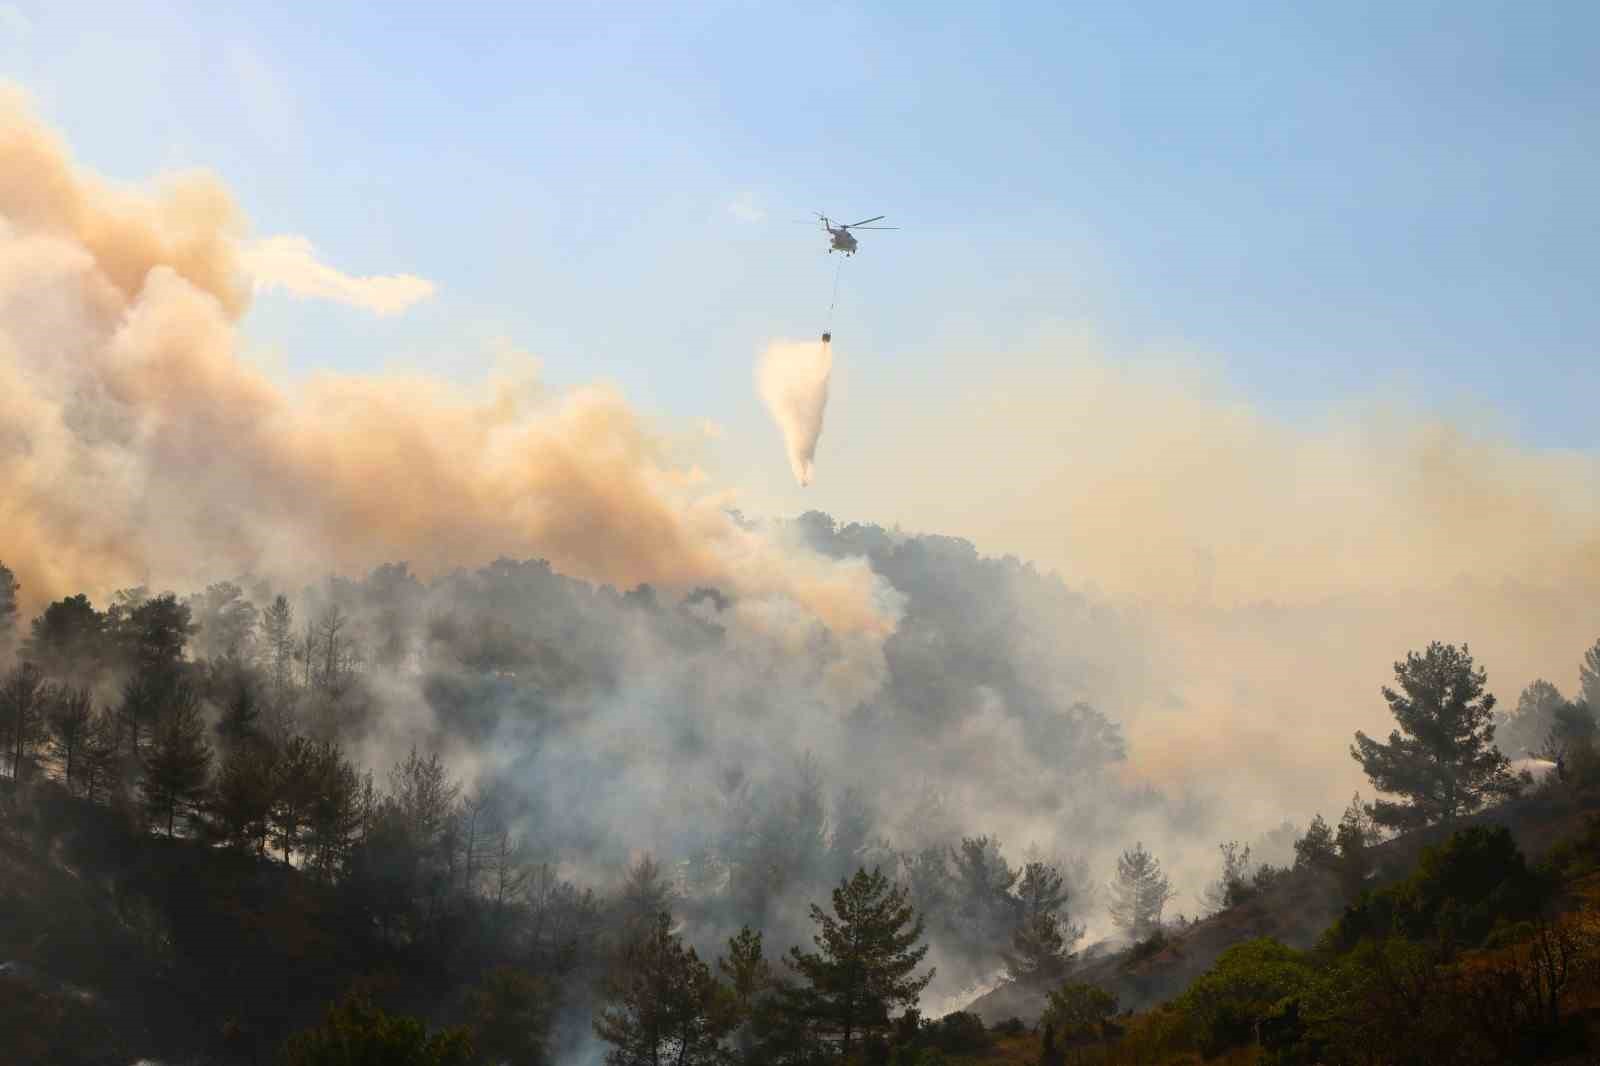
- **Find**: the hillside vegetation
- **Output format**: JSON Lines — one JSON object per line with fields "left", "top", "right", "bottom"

{"left": 4, "top": 548, "right": 1600, "bottom": 1064}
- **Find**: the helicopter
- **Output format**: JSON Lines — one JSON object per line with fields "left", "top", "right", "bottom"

{"left": 808, "top": 213, "right": 898, "bottom": 256}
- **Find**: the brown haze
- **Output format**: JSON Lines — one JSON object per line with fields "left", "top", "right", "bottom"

{"left": 808, "top": 335, "right": 1600, "bottom": 848}
{"left": 0, "top": 91, "right": 891, "bottom": 640}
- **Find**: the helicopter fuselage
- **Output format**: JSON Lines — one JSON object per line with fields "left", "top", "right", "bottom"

{"left": 827, "top": 226, "right": 858, "bottom": 255}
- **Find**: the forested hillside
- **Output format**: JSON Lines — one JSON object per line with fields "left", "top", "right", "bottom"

{"left": 3, "top": 523, "right": 1600, "bottom": 1065}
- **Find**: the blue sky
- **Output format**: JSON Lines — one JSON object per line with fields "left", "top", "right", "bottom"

{"left": 8, "top": 1, "right": 1599, "bottom": 481}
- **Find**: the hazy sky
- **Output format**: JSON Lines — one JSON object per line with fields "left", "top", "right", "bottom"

{"left": 7, "top": 0, "right": 1598, "bottom": 515}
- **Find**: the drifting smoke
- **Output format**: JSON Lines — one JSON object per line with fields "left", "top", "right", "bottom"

{"left": 238, "top": 234, "right": 436, "bottom": 316}
{"left": 0, "top": 90, "right": 890, "bottom": 642}
{"left": 757, "top": 338, "right": 832, "bottom": 486}
{"left": 814, "top": 334, "right": 1600, "bottom": 886}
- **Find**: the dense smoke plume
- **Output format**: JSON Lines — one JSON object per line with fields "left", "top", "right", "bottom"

{"left": 0, "top": 90, "right": 888, "bottom": 641}
{"left": 757, "top": 338, "right": 832, "bottom": 486}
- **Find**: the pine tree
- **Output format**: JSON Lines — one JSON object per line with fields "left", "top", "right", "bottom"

{"left": 141, "top": 685, "right": 214, "bottom": 838}
{"left": 212, "top": 739, "right": 277, "bottom": 854}
{"left": 467, "top": 967, "right": 552, "bottom": 1066}
{"left": 1200, "top": 842, "right": 1255, "bottom": 913}
{"left": 785, "top": 866, "right": 934, "bottom": 1057}
{"left": 594, "top": 912, "right": 731, "bottom": 1066}
{"left": 1003, "top": 863, "right": 1081, "bottom": 989}
{"left": 215, "top": 677, "right": 262, "bottom": 751}
{"left": 1016, "top": 861, "right": 1070, "bottom": 920}
{"left": 719, "top": 926, "right": 779, "bottom": 1063}
{"left": 304, "top": 741, "right": 363, "bottom": 881}
{"left": 117, "top": 593, "right": 195, "bottom": 689}
{"left": 1003, "top": 911, "right": 1075, "bottom": 990}
{"left": 185, "top": 581, "right": 259, "bottom": 663}
{"left": 720, "top": 926, "right": 773, "bottom": 1018}
{"left": 1107, "top": 843, "right": 1175, "bottom": 941}
{"left": 0, "top": 661, "right": 49, "bottom": 782}
{"left": 1351, "top": 642, "right": 1522, "bottom": 830}
{"left": 0, "top": 561, "right": 17, "bottom": 653}
{"left": 1292, "top": 814, "right": 1338, "bottom": 874}
{"left": 48, "top": 685, "right": 94, "bottom": 793}
{"left": 262, "top": 594, "right": 295, "bottom": 695}
{"left": 950, "top": 835, "right": 1019, "bottom": 951}
{"left": 488, "top": 826, "right": 533, "bottom": 910}
{"left": 1581, "top": 639, "right": 1600, "bottom": 712}
{"left": 1497, "top": 679, "right": 1568, "bottom": 758}
{"left": 25, "top": 594, "right": 106, "bottom": 679}
{"left": 1536, "top": 700, "right": 1598, "bottom": 768}
{"left": 80, "top": 709, "right": 120, "bottom": 805}
{"left": 617, "top": 854, "right": 680, "bottom": 942}
{"left": 118, "top": 670, "right": 166, "bottom": 758}
{"left": 269, "top": 736, "right": 319, "bottom": 863}
{"left": 1333, "top": 793, "right": 1378, "bottom": 902}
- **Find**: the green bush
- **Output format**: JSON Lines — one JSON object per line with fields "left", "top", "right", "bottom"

{"left": 1172, "top": 938, "right": 1314, "bottom": 1057}
{"left": 280, "top": 993, "right": 476, "bottom": 1066}
{"left": 1324, "top": 825, "right": 1551, "bottom": 952}
{"left": 924, "top": 1010, "right": 989, "bottom": 1053}
{"left": 1042, "top": 981, "right": 1118, "bottom": 1040}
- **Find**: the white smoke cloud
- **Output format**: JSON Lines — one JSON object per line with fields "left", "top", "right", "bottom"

{"left": 757, "top": 339, "right": 832, "bottom": 486}
{"left": 240, "top": 234, "right": 435, "bottom": 316}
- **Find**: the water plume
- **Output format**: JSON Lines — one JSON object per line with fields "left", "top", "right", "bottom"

{"left": 757, "top": 338, "right": 832, "bottom": 486}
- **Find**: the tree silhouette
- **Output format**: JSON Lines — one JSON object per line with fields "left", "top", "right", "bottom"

{"left": 950, "top": 835, "right": 1020, "bottom": 952}
{"left": 467, "top": 966, "right": 552, "bottom": 1066}
{"left": 1, "top": 661, "right": 48, "bottom": 782}
{"left": 141, "top": 684, "right": 213, "bottom": 838}
{"left": 213, "top": 738, "right": 277, "bottom": 854}
{"left": 1108, "top": 843, "right": 1175, "bottom": 941}
{"left": 1293, "top": 814, "right": 1338, "bottom": 874}
{"left": 48, "top": 685, "right": 94, "bottom": 794}
{"left": 1497, "top": 679, "right": 1569, "bottom": 759}
{"left": 1003, "top": 862, "right": 1081, "bottom": 989}
{"left": 786, "top": 866, "right": 934, "bottom": 1057}
{"left": 1351, "top": 642, "right": 1522, "bottom": 830}
{"left": 185, "top": 581, "right": 259, "bottom": 663}
{"left": 0, "top": 561, "right": 16, "bottom": 650}
{"left": 1581, "top": 639, "right": 1600, "bottom": 712}
{"left": 594, "top": 912, "right": 731, "bottom": 1066}
{"left": 261, "top": 593, "right": 296, "bottom": 696}
{"left": 25, "top": 593, "right": 105, "bottom": 679}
